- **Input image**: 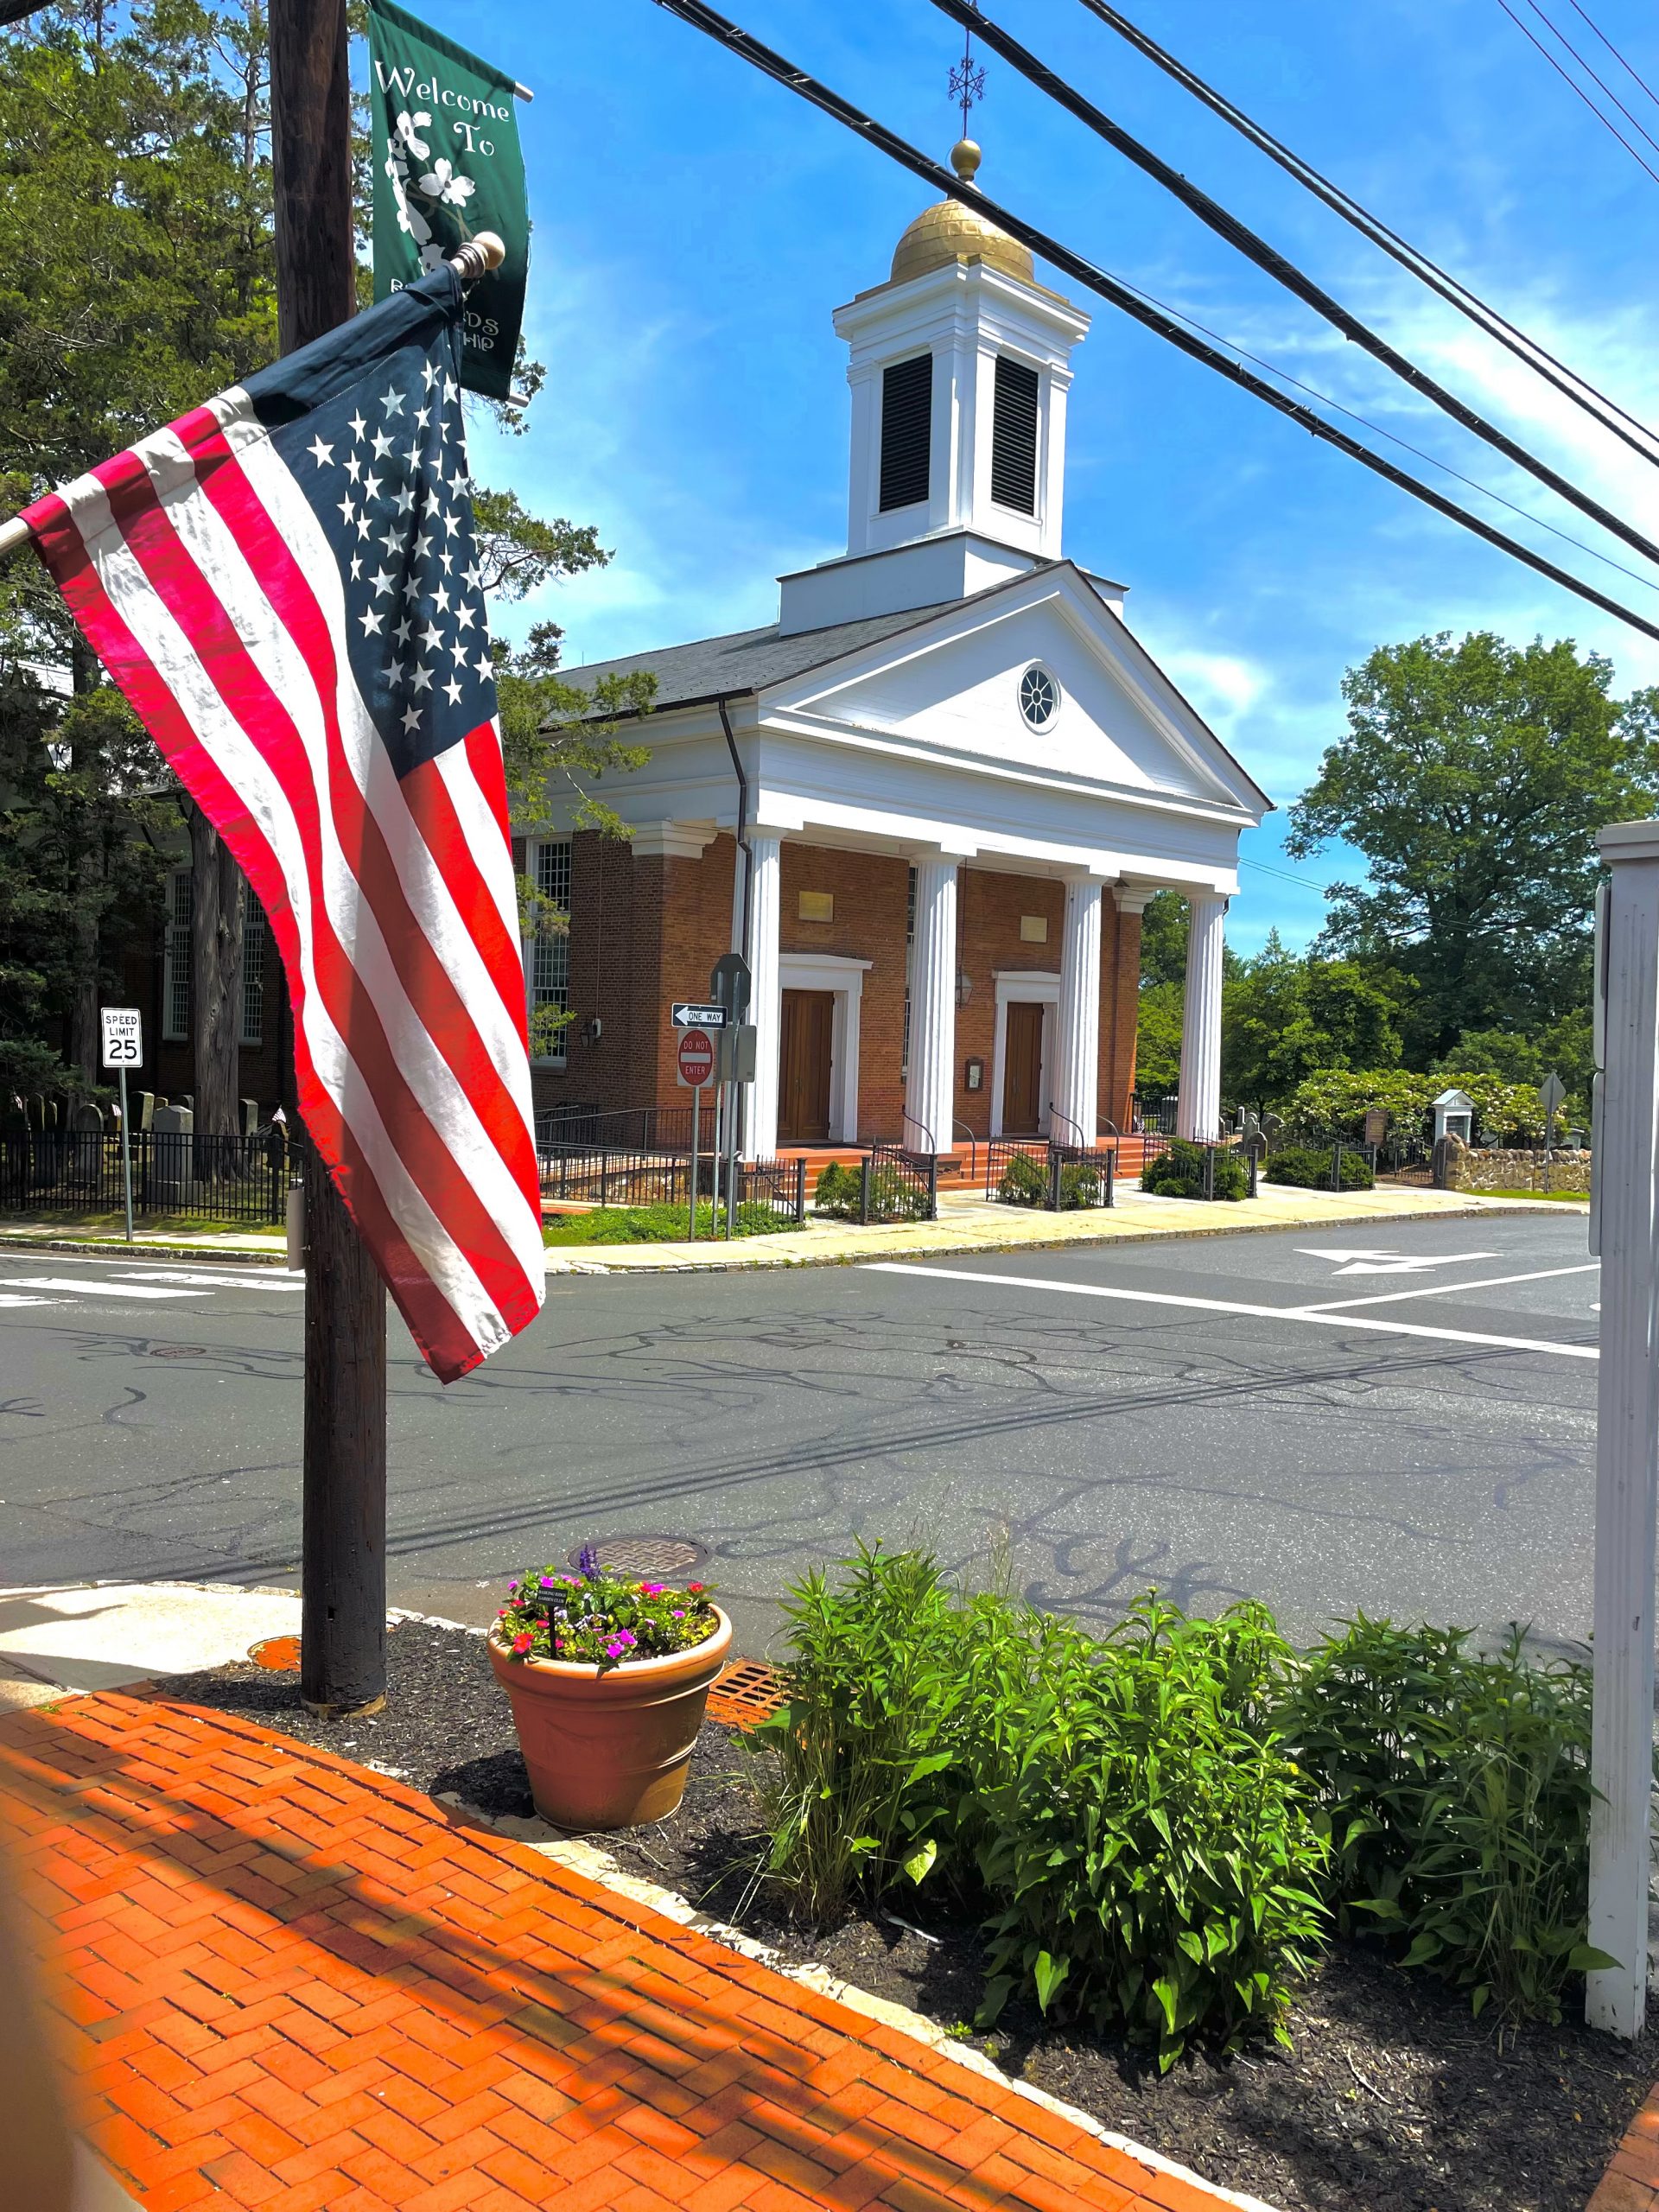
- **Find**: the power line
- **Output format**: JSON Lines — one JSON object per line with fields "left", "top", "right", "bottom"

{"left": 647, "top": 0, "right": 1659, "bottom": 648}
{"left": 1241, "top": 858, "right": 1335, "bottom": 893}
{"left": 1521, "top": 0, "right": 1659, "bottom": 157}
{"left": 931, "top": 0, "right": 1659, "bottom": 575}
{"left": 1071, "top": 0, "right": 1659, "bottom": 470}
{"left": 1495, "top": 0, "right": 1659, "bottom": 184}
{"left": 1560, "top": 0, "right": 1659, "bottom": 116}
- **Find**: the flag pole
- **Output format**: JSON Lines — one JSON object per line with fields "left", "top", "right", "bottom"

{"left": 270, "top": 0, "right": 388, "bottom": 1719}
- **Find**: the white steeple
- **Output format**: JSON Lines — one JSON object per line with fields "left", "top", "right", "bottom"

{"left": 778, "top": 141, "right": 1090, "bottom": 638}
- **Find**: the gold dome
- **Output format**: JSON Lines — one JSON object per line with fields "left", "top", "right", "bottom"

{"left": 890, "top": 139, "right": 1033, "bottom": 288}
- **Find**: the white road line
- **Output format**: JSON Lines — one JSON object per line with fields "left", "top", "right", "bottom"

{"left": 128, "top": 1270, "right": 304, "bottom": 1290}
{"left": 0, "top": 1294, "right": 62, "bottom": 1308}
{"left": 862, "top": 1262, "right": 1599, "bottom": 1360}
{"left": 1297, "top": 1262, "right": 1600, "bottom": 1312}
{"left": 0, "top": 1277, "right": 208, "bottom": 1301}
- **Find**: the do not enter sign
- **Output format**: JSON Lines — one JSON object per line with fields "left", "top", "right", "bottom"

{"left": 676, "top": 1028, "right": 716, "bottom": 1089}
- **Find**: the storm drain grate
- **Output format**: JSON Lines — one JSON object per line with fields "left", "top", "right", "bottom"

{"left": 566, "top": 1534, "right": 709, "bottom": 1580}
{"left": 707, "top": 1658, "right": 785, "bottom": 1732}
{"left": 148, "top": 1344, "right": 207, "bottom": 1358}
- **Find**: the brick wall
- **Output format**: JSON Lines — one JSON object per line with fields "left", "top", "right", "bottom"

{"left": 780, "top": 846, "right": 909, "bottom": 1141}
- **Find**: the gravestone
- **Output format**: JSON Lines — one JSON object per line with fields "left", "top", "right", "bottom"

{"left": 1363, "top": 1107, "right": 1389, "bottom": 1147}
{"left": 136, "top": 1090, "right": 154, "bottom": 1131}
{"left": 242, "top": 1098, "right": 258, "bottom": 1135}
{"left": 71, "top": 1101, "right": 104, "bottom": 1134}
{"left": 151, "top": 1102, "right": 194, "bottom": 1205}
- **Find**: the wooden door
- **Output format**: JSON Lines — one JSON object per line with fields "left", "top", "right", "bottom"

{"left": 1002, "top": 1001, "right": 1045, "bottom": 1134}
{"left": 779, "top": 990, "right": 834, "bottom": 1143}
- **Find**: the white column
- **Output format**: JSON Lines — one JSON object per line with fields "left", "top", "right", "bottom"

{"left": 1052, "top": 877, "right": 1103, "bottom": 1146}
{"left": 905, "top": 857, "right": 958, "bottom": 1154}
{"left": 1586, "top": 823, "right": 1659, "bottom": 2037}
{"left": 744, "top": 832, "right": 782, "bottom": 1160}
{"left": 1177, "top": 893, "right": 1227, "bottom": 1141}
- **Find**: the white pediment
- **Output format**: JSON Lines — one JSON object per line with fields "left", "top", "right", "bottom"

{"left": 760, "top": 568, "right": 1266, "bottom": 817}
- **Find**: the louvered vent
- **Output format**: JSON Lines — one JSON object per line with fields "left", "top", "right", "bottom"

{"left": 991, "top": 355, "right": 1039, "bottom": 513}
{"left": 879, "top": 353, "right": 932, "bottom": 512}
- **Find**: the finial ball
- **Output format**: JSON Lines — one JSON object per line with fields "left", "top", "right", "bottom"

{"left": 950, "top": 137, "right": 982, "bottom": 185}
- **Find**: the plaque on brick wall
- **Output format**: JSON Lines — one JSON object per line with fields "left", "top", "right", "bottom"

{"left": 798, "top": 890, "right": 834, "bottom": 923}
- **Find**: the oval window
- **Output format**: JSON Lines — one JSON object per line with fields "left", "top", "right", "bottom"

{"left": 1019, "top": 664, "right": 1059, "bottom": 730}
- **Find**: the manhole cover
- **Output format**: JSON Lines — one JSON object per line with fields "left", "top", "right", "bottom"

{"left": 149, "top": 1344, "right": 207, "bottom": 1358}
{"left": 249, "top": 1635, "right": 302, "bottom": 1672}
{"left": 566, "top": 1534, "right": 709, "bottom": 1580}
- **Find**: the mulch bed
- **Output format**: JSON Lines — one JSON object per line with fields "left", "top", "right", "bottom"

{"left": 161, "top": 1620, "right": 1656, "bottom": 2212}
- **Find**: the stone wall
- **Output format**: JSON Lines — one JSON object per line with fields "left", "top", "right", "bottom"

{"left": 1447, "top": 1147, "right": 1592, "bottom": 1192}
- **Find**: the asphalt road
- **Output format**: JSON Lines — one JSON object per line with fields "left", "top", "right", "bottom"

{"left": 0, "top": 1211, "right": 1599, "bottom": 1657}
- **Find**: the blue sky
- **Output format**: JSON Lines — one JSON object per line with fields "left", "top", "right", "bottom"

{"left": 440, "top": 0, "right": 1659, "bottom": 955}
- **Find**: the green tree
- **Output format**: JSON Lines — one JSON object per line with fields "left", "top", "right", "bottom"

{"left": 1221, "top": 932, "right": 1408, "bottom": 1108}
{"left": 1287, "top": 632, "right": 1659, "bottom": 1058}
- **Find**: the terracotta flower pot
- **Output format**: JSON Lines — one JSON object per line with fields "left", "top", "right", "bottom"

{"left": 486, "top": 1607, "right": 733, "bottom": 1831}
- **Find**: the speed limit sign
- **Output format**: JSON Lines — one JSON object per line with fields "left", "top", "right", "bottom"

{"left": 100, "top": 1007, "right": 143, "bottom": 1070}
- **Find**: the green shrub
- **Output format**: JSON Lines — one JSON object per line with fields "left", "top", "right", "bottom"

{"left": 1281, "top": 1617, "right": 1612, "bottom": 2023}
{"left": 541, "top": 1202, "right": 789, "bottom": 1247}
{"left": 755, "top": 1550, "right": 1327, "bottom": 2068}
{"left": 813, "top": 1161, "right": 861, "bottom": 1217}
{"left": 957, "top": 1597, "right": 1326, "bottom": 2068}
{"left": 753, "top": 1547, "right": 967, "bottom": 1924}
{"left": 996, "top": 1151, "right": 1047, "bottom": 1207}
{"left": 1265, "top": 1146, "right": 1375, "bottom": 1191}
{"left": 1056, "top": 1160, "right": 1103, "bottom": 1210}
{"left": 1141, "top": 1139, "right": 1248, "bottom": 1201}
{"left": 868, "top": 1164, "right": 930, "bottom": 1222}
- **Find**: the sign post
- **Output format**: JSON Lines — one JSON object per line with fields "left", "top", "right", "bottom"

{"left": 711, "top": 954, "right": 752, "bottom": 1239}
{"left": 99, "top": 1007, "right": 143, "bottom": 1244}
{"left": 1586, "top": 821, "right": 1659, "bottom": 2037}
{"left": 676, "top": 1024, "right": 717, "bottom": 1240}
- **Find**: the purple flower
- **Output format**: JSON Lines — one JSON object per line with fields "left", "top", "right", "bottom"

{"left": 672, "top": 1610, "right": 685, "bottom": 1619}
{"left": 604, "top": 1638, "right": 628, "bottom": 1659}
{"left": 577, "top": 1541, "right": 601, "bottom": 1581}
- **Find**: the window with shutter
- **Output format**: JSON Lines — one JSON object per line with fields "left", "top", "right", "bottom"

{"left": 991, "top": 355, "right": 1039, "bottom": 513}
{"left": 240, "top": 915, "right": 265, "bottom": 1046}
{"left": 879, "top": 353, "right": 932, "bottom": 512}
{"left": 526, "top": 838, "right": 573, "bottom": 1061}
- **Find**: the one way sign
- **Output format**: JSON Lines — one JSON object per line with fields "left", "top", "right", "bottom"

{"left": 671, "top": 1002, "right": 727, "bottom": 1029}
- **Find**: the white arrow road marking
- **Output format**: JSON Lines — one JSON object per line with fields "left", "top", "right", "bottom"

{"left": 1299, "top": 1262, "right": 1600, "bottom": 1311}
{"left": 1294, "top": 1247, "right": 1500, "bottom": 1277}
{"left": 862, "top": 1263, "right": 1599, "bottom": 1359}
{"left": 0, "top": 1277, "right": 207, "bottom": 1300}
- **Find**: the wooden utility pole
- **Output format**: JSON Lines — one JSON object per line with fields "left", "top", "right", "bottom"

{"left": 270, "top": 0, "right": 390, "bottom": 1718}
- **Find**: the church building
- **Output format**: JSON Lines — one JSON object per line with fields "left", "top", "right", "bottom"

{"left": 529, "top": 143, "right": 1269, "bottom": 1160}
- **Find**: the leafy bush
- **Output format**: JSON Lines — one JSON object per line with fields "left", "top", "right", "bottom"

{"left": 957, "top": 1597, "right": 1326, "bottom": 2069}
{"left": 1282, "top": 1618, "right": 1611, "bottom": 2023}
{"left": 1141, "top": 1138, "right": 1249, "bottom": 1201}
{"left": 1285, "top": 1067, "right": 1546, "bottom": 1143}
{"left": 753, "top": 1547, "right": 967, "bottom": 1923}
{"left": 868, "top": 1164, "right": 930, "bottom": 1221}
{"left": 1056, "top": 1160, "right": 1104, "bottom": 1210}
{"left": 1264, "top": 1146, "right": 1375, "bottom": 1191}
{"left": 755, "top": 1549, "right": 1327, "bottom": 2067}
{"left": 996, "top": 1151, "right": 1047, "bottom": 1207}
{"left": 813, "top": 1161, "right": 861, "bottom": 1218}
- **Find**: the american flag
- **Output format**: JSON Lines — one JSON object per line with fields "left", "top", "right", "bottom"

{"left": 19, "top": 266, "right": 545, "bottom": 1383}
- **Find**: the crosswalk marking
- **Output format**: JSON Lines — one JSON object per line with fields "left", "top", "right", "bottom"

{"left": 0, "top": 1293, "right": 62, "bottom": 1308}
{"left": 0, "top": 1276, "right": 207, "bottom": 1301}
{"left": 128, "top": 1269, "right": 305, "bottom": 1291}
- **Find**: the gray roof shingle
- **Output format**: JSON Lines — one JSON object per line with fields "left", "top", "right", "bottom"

{"left": 555, "top": 600, "right": 964, "bottom": 715}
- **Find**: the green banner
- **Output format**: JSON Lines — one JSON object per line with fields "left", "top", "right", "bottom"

{"left": 366, "top": 0, "right": 528, "bottom": 403}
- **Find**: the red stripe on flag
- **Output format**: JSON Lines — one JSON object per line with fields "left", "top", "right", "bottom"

{"left": 400, "top": 741, "right": 531, "bottom": 1044}
{"left": 185, "top": 433, "right": 541, "bottom": 1218}
{"left": 22, "top": 494, "right": 486, "bottom": 1380}
{"left": 95, "top": 455, "right": 540, "bottom": 1341}
{"left": 465, "top": 721, "right": 514, "bottom": 844}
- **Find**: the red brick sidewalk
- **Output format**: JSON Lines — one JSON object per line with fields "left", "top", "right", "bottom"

{"left": 0, "top": 1691, "right": 1264, "bottom": 2212}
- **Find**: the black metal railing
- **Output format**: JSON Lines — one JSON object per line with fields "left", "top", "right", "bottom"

{"left": 811, "top": 1146, "right": 938, "bottom": 1224}
{"left": 1131, "top": 1090, "right": 1181, "bottom": 1135}
{"left": 535, "top": 1101, "right": 696, "bottom": 1157}
{"left": 0, "top": 1128, "right": 290, "bottom": 1224}
{"left": 537, "top": 1147, "right": 806, "bottom": 1224}
{"left": 986, "top": 1139, "right": 1115, "bottom": 1211}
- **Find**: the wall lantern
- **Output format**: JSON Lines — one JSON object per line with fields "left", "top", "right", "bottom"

{"left": 955, "top": 971, "right": 973, "bottom": 1007}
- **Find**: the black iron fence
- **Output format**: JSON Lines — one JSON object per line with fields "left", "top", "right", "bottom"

{"left": 986, "top": 1140, "right": 1116, "bottom": 1211}
{"left": 810, "top": 1146, "right": 938, "bottom": 1224}
{"left": 537, "top": 1144, "right": 807, "bottom": 1224}
{"left": 0, "top": 1128, "right": 290, "bottom": 1224}
{"left": 535, "top": 1100, "right": 697, "bottom": 1157}
{"left": 1131, "top": 1091, "right": 1181, "bottom": 1135}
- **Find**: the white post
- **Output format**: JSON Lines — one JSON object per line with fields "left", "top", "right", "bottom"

{"left": 1053, "top": 876, "right": 1104, "bottom": 1147}
{"left": 1177, "top": 893, "right": 1228, "bottom": 1141}
{"left": 744, "top": 832, "right": 782, "bottom": 1160}
{"left": 1586, "top": 819, "right": 1659, "bottom": 2037}
{"left": 905, "top": 856, "right": 959, "bottom": 1154}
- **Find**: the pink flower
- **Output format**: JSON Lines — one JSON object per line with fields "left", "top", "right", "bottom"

{"left": 640, "top": 1582, "right": 665, "bottom": 1596}
{"left": 672, "top": 1610, "right": 685, "bottom": 1619}
{"left": 511, "top": 1631, "right": 533, "bottom": 1656}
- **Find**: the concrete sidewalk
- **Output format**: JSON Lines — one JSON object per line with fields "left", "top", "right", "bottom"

{"left": 1, "top": 1688, "right": 1274, "bottom": 2212}
{"left": 542, "top": 1180, "right": 1563, "bottom": 1274}
{"left": 0, "top": 1584, "right": 303, "bottom": 1713}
